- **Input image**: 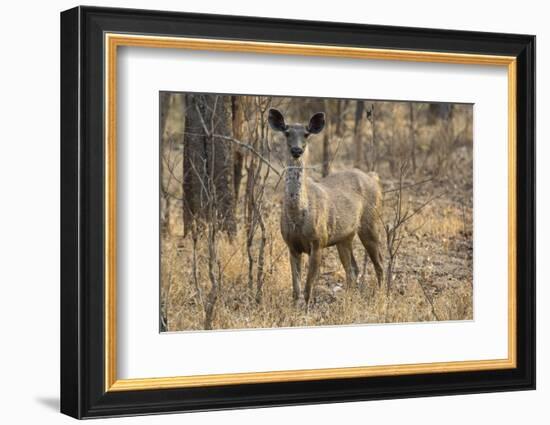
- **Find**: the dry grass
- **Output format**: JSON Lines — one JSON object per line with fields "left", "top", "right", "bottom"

{"left": 161, "top": 184, "right": 472, "bottom": 331}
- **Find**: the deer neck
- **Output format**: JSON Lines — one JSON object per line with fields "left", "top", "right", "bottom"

{"left": 284, "top": 159, "right": 308, "bottom": 214}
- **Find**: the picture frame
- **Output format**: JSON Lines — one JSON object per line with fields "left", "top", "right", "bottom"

{"left": 60, "top": 5, "right": 535, "bottom": 419}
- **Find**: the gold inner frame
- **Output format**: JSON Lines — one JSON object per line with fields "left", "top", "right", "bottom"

{"left": 104, "top": 33, "right": 517, "bottom": 392}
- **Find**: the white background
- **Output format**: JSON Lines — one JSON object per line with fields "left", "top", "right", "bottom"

{"left": 118, "top": 47, "right": 508, "bottom": 379}
{"left": 0, "top": 1, "right": 545, "bottom": 424}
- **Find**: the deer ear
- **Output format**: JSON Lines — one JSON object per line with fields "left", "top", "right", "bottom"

{"left": 307, "top": 112, "right": 325, "bottom": 134}
{"left": 268, "top": 108, "right": 287, "bottom": 132}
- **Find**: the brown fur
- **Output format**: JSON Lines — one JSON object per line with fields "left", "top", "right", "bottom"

{"left": 269, "top": 109, "right": 384, "bottom": 308}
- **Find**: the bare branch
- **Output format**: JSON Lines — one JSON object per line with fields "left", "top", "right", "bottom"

{"left": 383, "top": 176, "right": 435, "bottom": 194}
{"left": 212, "top": 134, "right": 282, "bottom": 177}
{"left": 194, "top": 101, "right": 211, "bottom": 137}
{"left": 416, "top": 279, "right": 440, "bottom": 321}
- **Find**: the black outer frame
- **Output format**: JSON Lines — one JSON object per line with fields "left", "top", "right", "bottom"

{"left": 60, "top": 5, "right": 535, "bottom": 419}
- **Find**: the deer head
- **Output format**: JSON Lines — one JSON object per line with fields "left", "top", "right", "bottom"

{"left": 268, "top": 108, "right": 326, "bottom": 162}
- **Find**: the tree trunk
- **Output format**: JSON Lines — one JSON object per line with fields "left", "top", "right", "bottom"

{"left": 160, "top": 92, "right": 171, "bottom": 138}
{"left": 231, "top": 96, "right": 245, "bottom": 202}
{"left": 182, "top": 95, "right": 204, "bottom": 235}
{"left": 370, "top": 103, "right": 378, "bottom": 172}
{"left": 354, "top": 100, "right": 365, "bottom": 169}
{"left": 336, "top": 99, "right": 346, "bottom": 137}
{"left": 322, "top": 99, "right": 331, "bottom": 177}
{"left": 159, "top": 92, "right": 171, "bottom": 233}
{"left": 183, "top": 94, "right": 236, "bottom": 236}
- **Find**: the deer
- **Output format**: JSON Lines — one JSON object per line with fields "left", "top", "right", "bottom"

{"left": 268, "top": 108, "right": 384, "bottom": 309}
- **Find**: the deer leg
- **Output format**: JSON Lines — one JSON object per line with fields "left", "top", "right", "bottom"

{"left": 304, "top": 244, "right": 321, "bottom": 310}
{"left": 370, "top": 245, "right": 384, "bottom": 288}
{"left": 337, "top": 238, "right": 357, "bottom": 288}
{"left": 289, "top": 250, "right": 302, "bottom": 302}
{"left": 350, "top": 247, "right": 360, "bottom": 281}
{"left": 362, "top": 238, "right": 384, "bottom": 287}
{"left": 359, "top": 231, "right": 384, "bottom": 287}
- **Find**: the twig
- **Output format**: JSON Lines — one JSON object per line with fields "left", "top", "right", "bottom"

{"left": 383, "top": 176, "right": 435, "bottom": 194}
{"left": 212, "top": 134, "right": 282, "bottom": 177}
{"left": 416, "top": 279, "right": 440, "bottom": 321}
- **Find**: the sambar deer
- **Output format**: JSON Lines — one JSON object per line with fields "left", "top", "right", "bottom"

{"left": 268, "top": 108, "right": 384, "bottom": 308}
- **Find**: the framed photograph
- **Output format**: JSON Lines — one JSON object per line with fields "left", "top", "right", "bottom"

{"left": 60, "top": 6, "right": 535, "bottom": 419}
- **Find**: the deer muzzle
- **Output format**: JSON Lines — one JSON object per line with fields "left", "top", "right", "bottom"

{"left": 290, "top": 147, "right": 304, "bottom": 158}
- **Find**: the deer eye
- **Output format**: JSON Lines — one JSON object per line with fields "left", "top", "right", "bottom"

{"left": 304, "top": 132, "right": 310, "bottom": 139}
